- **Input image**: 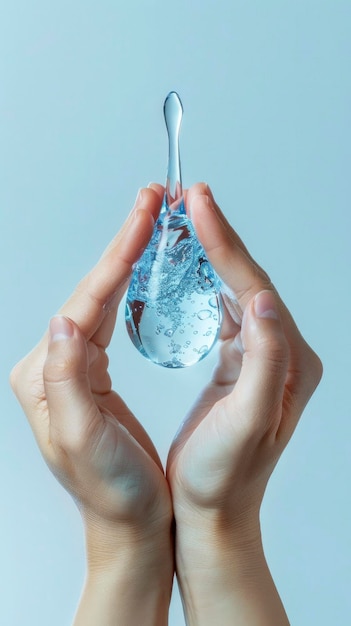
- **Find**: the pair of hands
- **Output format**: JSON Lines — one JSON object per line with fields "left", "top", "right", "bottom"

{"left": 11, "top": 183, "right": 322, "bottom": 625}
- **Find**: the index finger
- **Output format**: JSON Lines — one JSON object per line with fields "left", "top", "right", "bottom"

{"left": 188, "top": 183, "right": 322, "bottom": 401}
{"left": 57, "top": 187, "right": 163, "bottom": 342}
{"left": 188, "top": 183, "right": 272, "bottom": 310}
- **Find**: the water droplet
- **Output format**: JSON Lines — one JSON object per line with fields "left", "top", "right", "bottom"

{"left": 125, "top": 92, "right": 222, "bottom": 368}
{"left": 197, "top": 309, "right": 212, "bottom": 320}
{"left": 199, "top": 345, "right": 209, "bottom": 354}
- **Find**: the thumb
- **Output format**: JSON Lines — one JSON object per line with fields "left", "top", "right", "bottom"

{"left": 226, "top": 290, "right": 289, "bottom": 438}
{"left": 44, "top": 316, "right": 102, "bottom": 454}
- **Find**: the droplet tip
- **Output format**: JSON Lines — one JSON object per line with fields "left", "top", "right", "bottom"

{"left": 164, "top": 91, "right": 183, "bottom": 112}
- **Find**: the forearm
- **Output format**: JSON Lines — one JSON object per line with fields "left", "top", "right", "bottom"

{"left": 74, "top": 564, "right": 171, "bottom": 626}
{"left": 73, "top": 520, "right": 174, "bottom": 626}
{"left": 175, "top": 513, "right": 289, "bottom": 626}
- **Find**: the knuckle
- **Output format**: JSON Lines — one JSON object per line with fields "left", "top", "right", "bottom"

{"left": 10, "top": 357, "right": 49, "bottom": 423}
{"left": 293, "top": 335, "right": 323, "bottom": 375}
{"left": 311, "top": 349, "right": 323, "bottom": 382}
{"left": 304, "top": 344, "right": 323, "bottom": 388}
{"left": 9, "top": 357, "right": 36, "bottom": 402}
{"left": 9, "top": 361, "right": 22, "bottom": 394}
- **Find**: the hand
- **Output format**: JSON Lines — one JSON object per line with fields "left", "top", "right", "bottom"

{"left": 10, "top": 186, "right": 173, "bottom": 626}
{"left": 167, "top": 183, "right": 323, "bottom": 625}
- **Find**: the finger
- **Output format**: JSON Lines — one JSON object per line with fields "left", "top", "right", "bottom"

{"left": 219, "top": 298, "right": 241, "bottom": 340}
{"left": 225, "top": 291, "right": 321, "bottom": 447}
{"left": 59, "top": 188, "right": 162, "bottom": 343}
{"left": 21, "top": 186, "right": 163, "bottom": 376}
{"left": 147, "top": 182, "right": 165, "bottom": 202}
{"left": 188, "top": 185, "right": 321, "bottom": 383}
{"left": 89, "top": 292, "right": 119, "bottom": 349}
{"left": 188, "top": 186, "right": 272, "bottom": 312}
{"left": 44, "top": 318, "right": 165, "bottom": 472}
{"left": 212, "top": 333, "right": 244, "bottom": 389}
{"left": 44, "top": 315, "right": 103, "bottom": 455}
{"left": 100, "top": 186, "right": 162, "bottom": 260}
{"left": 90, "top": 184, "right": 165, "bottom": 348}
{"left": 186, "top": 183, "right": 254, "bottom": 259}
{"left": 223, "top": 290, "right": 290, "bottom": 442}
{"left": 88, "top": 343, "right": 112, "bottom": 395}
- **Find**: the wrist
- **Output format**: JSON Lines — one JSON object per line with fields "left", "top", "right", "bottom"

{"left": 174, "top": 507, "right": 289, "bottom": 626}
{"left": 175, "top": 496, "right": 261, "bottom": 550}
{"left": 83, "top": 510, "right": 174, "bottom": 574}
{"left": 175, "top": 504, "right": 263, "bottom": 579}
{"left": 74, "top": 515, "right": 174, "bottom": 626}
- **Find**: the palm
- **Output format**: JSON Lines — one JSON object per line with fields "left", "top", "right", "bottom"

{"left": 83, "top": 386, "right": 171, "bottom": 522}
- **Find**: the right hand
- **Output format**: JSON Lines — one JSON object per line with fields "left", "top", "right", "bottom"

{"left": 168, "top": 183, "right": 322, "bottom": 529}
{"left": 166, "top": 183, "right": 322, "bottom": 625}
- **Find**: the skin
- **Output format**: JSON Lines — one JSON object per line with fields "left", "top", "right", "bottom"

{"left": 167, "top": 184, "right": 322, "bottom": 624}
{"left": 10, "top": 183, "right": 322, "bottom": 625}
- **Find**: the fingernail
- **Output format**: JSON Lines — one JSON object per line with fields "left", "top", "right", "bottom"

{"left": 254, "top": 290, "right": 279, "bottom": 320}
{"left": 49, "top": 316, "right": 74, "bottom": 342}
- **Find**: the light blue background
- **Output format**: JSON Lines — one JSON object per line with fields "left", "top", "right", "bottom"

{"left": 1, "top": 1, "right": 350, "bottom": 624}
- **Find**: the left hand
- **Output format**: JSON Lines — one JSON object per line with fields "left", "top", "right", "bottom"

{"left": 10, "top": 186, "right": 173, "bottom": 563}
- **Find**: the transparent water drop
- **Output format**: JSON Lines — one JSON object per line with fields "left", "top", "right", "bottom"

{"left": 197, "top": 309, "right": 212, "bottom": 320}
{"left": 125, "top": 91, "right": 222, "bottom": 367}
